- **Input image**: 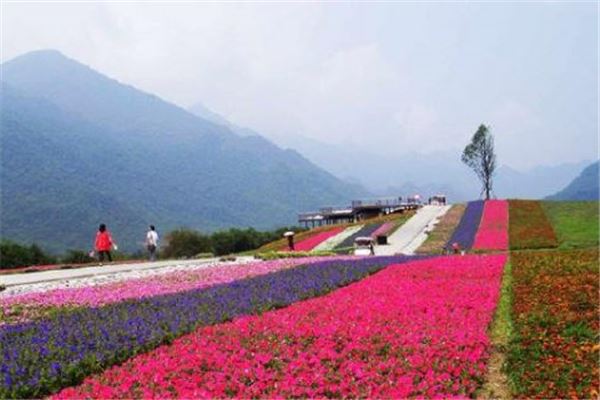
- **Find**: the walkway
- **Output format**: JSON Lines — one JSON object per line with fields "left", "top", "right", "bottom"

{"left": 1, "top": 257, "right": 254, "bottom": 287}
{"left": 375, "top": 205, "right": 451, "bottom": 256}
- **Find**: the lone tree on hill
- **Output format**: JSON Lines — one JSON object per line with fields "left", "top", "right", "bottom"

{"left": 462, "top": 124, "right": 497, "bottom": 200}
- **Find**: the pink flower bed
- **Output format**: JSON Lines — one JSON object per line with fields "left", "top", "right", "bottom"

{"left": 0, "top": 258, "right": 333, "bottom": 321}
{"left": 473, "top": 200, "right": 509, "bottom": 250}
{"left": 55, "top": 254, "right": 506, "bottom": 399}
{"left": 370, "top": 222, "right": 394, "bottom": 238}
{"left": 294, "top": 227, "right": 345, "bottom": 251}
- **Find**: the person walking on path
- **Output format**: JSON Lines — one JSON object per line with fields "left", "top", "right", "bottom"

{"left": 95, "top": 224, "right": 116, "bottom": 264}
{"left": 145, "top": 225, "right": 159, "bottom": 261}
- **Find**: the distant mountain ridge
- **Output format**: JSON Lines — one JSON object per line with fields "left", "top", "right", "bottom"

{"left": 187, "top": 102, "right": 590, "bottom": 201}
{"left": 546, "top": 161, "right": 599, "bottom": 200}
{"left": 1, "top": 50, "right": 366, "bottom": 253}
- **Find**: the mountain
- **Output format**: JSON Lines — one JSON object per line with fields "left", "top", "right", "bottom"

{"left": 188, "top": 102, "right": 592, "bottom": 202}
{"left": 1, "top": 83, "right": 163, "bottom": 252}
{"left": 546, "top": 161, "right": 599, "bottom": 200}
{"left": 1, "top": 50, "right": 366, "bottom": 253}
{"left": 188, "top": 102, "right": 232, "bottom": 129}
{"left": 262, "top": 134, "right": 589, "bottom": 201}
{"left": 188, "top": 102, "right": 262, "bottom": 138}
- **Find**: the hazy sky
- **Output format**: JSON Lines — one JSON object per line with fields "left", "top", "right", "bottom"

{"left": 1, "top": 1, "right": 598, "bottom": 169}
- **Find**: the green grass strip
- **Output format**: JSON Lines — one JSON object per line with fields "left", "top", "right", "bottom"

{"left": 491, "top": 261, "right": 513, "bottom": 349}
{"left": 542, "top": 201, "right": 599, "bottom": 249}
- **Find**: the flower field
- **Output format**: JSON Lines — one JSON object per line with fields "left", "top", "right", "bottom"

{"left": 3, "top": 199, "right": 597, "bottom": 399}
{"left": 0, "top": 255, "right": 418, "bottom": 398}
{"left": 507, "top": 249, "right": 599, "bottom": 398}
{"left": 472, "top": 200, "right": 508, "bottom": 250}
{"left": 54, "top": 254, "right": 506, "bottom": 399}
{"left": 508, "top": 200, "right": 558, "bottom": 250}
{"left": 446, "top": 200, "right": 484, "bottom": 250}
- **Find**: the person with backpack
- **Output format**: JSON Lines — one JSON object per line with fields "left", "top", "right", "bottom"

{"left": 145, "top": 225, "right": 159, "bottom": 261}
{"left": 95, "top": 223, "right": 116, "bottom": 264}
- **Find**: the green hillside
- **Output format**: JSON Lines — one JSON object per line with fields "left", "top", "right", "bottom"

{"left": 1, "top": 50, "right": 366, "bottom": 253}
{"left": 546, "top": 161, "right": 599, "bottom": 200}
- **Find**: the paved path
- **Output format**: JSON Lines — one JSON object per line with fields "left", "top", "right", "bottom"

{"left": 1, "top": 257, "right": 254, "bottom": 287}
{"left": 375, "top": 205, "right": 451, "bottom": 256}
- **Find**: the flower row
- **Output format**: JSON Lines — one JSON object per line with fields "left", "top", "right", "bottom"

{"left": 446, "top": 200, "right": 484, "bottom": 250}
{"left": 0, "top": 258, "right": 334, "bottom": 325}
{"left": 0, "top": 255, "right": 418, "bottom": 398}
{"left": 472, "top": 200, "right": 509, "bottom": 250}
{"left": 293, "top": 227, "right": 346, "bottom": 251}
{"left": 55, "top": 254, "right": 506, "bottom": 399}
{"left": 508, "top": 200, "right": 558, "bottom": 249}
{"left": 370, "top": 221, "right": 395, "bottom": 238}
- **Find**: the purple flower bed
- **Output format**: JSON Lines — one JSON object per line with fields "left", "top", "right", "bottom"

{"left": 0, "top": 255, "right": 423, "bottom": 398}
{"left": 446, "top": 200, "right": 484, "bottom": 250}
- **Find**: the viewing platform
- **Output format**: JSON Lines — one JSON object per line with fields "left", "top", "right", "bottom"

{"left": 298, "top": 196, "right": 423, "bottom": 228}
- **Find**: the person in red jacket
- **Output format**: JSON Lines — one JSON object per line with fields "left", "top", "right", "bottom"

{"left": 95, "top": 223, "right": 116, "bottom": 264}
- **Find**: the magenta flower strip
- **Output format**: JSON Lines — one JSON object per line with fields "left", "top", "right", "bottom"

{"left": 473, "top": 200, "right": 509, "bottom": 250}
{"left": 293, "top": 227, "right": 346, "bottom": 251}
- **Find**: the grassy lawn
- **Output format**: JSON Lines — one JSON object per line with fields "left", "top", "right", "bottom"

{"left": 542, "top": 201, "right": 599, "bottom": 249}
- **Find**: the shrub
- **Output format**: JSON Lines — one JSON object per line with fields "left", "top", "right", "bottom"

{"left": 161, "top": 229, "right": 213, "bottom": 259}
{"left": 194, "top": 252, "right": 215, "bottom": 259}
{"left": 0, "top": 240, "right": 55, "bottom": 270}
{"left": 60, "top": 250, "right": 95, "bottom": 265}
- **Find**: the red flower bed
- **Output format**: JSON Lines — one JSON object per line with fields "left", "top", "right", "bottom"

{"left": 472, "top": 200, "right": 508, "bottom": 250}
{"left": 293, "top": 226, "right": 345, "bottom": 251}
{"left": 55, "top": 254, "right": 506, "bottom": 399}
{"left": 507, "top": 249, "right": 599, "bottom": 398}
{"left": 508, "top": 200, "right": 558, "bottom": 249}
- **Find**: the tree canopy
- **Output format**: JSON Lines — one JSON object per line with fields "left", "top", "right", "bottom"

{"left": 462, "top": 124, "right": 497, "bottom": 200}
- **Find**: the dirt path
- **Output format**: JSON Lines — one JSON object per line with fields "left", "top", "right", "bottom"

{"left": 478, "top": 350, "right": 512, "bottom": 399}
